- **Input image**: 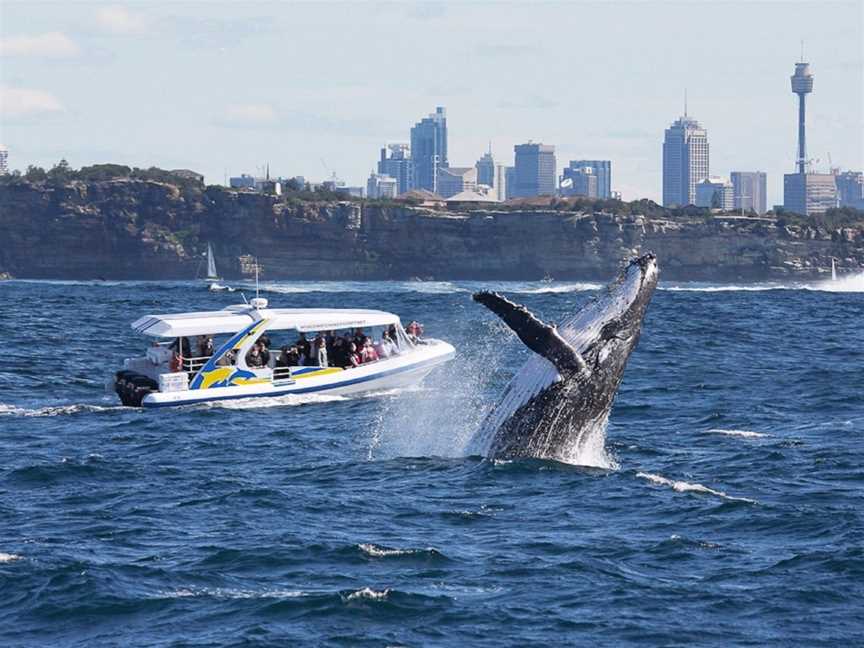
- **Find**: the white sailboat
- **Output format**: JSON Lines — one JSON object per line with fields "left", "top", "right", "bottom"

{"left": 831, "top": 257, "right": 837, "bottom": 282}
{"left": 204, "top": 244, "right": 232, "bottom": 291}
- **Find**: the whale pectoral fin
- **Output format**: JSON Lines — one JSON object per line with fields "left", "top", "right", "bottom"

{"left": 473, "top": 291, "right": 587, "bottom": 375}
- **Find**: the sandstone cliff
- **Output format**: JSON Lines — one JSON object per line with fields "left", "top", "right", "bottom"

{"left": 1, "top": 178, "right": 862, "bottom": 280}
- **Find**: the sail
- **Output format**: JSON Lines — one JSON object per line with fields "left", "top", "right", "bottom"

{"left": 206, "top": 244, "right": 218, "bottom": 280}
{"left": 831, "top": 258, "right": 837, "bottom": 282}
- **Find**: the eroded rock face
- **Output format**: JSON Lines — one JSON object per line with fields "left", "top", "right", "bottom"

{"left": 0, "top": 179, "right": 862, "bottom": 280}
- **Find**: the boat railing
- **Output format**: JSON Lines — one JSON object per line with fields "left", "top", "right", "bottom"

{"left": 181, "top": 355, "right": 212, "bottom": 374}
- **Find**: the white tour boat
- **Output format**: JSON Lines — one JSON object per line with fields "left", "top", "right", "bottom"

{"left": 113, "top": 297, "right": 455, "bottom": 408}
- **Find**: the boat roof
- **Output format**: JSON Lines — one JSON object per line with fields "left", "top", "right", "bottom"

{"left": 131, "top": 306, "right": 401, "bottom": 338}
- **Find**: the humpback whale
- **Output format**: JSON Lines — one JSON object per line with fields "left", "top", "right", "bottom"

{"left": 468, "top": 254, "right": 659, "bottom": 462}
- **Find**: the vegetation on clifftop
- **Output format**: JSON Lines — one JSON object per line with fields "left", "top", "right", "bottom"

{"left": 2, "top": 160, "right": 863, "bottom": 229}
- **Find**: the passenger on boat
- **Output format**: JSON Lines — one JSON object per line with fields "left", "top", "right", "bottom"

{"left": 324, "top": 331, "right": 336, "bottom": 358}
{"left": 197, "top": 335, "right": 214, "bottom": 358}
{"left": 170, "top": 337, "right": 192, "bottom": 358}
{"left": 295, "top": 332, "right": 311, "bottom": 365}
{"left": 348, "top": 342, "right": 362, "bottom": 368}
{"left": 314, "top": 334, "right": 328, "bottom": 368}
{"left": 246, "top": 343, "right": 266, "bottom": 369}
{"left": 377, "top": 330, "right": 397, "bottom": 358}
{"left": 260, "top": 343, "right": 272, "bottom": 366}
{"left": 361, "top": 338, "right": 379, "bottom": 364}
{"left": 217, "top": 349, "right": 236, "bottom": 367}
{"left": 406, "top": 321, "right": 426, "bottom": 345}
{"left": 353, "top": 328, "right": 368, "bottom": 349}
{"left": 276, "top": 345, "right": 300, "bottom": 367}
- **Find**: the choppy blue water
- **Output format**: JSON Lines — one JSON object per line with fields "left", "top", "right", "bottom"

{"left": 1, "top": 275, "right": 862, "bottom": 647}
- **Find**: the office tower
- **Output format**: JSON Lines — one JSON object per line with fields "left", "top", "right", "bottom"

{"left": 783, "top": 59, "right": 838, "bottom": 215}
{"left": 559, "top": 166, "right": 598, "bottom": 198}
{"left": 784, "top": 173, "right": 837, "bottom": 215}
{"left": 560, "top": 165, "right": 599, "bottom": 198}
{"left": 662, "top": 111, "right": 709, "bottom": 206}
{"left": 731, "top": 171, "right": 768, "bottom": 214}
{"left": 476, "top": 150, "right": 495, "bottom": 187}
{"left": 229, "top": 174, "right": 256, "bottom": 189}
{"left": 436, "top": 167, "right": 477, "bottom": 198}
{"left": 567, "top": 160, "right": 611, "bottom": 198}
{"left": 834, "top": 171, "right": 864, "bottom": 209}
{"left": 378, "top": 143, "right": 414, "bottom": 195}
{"left": 695, "top": 177, "right": 734, "bottom": 210}
{"left": 410, "top": 107, "right": 448, "bottom": 193}
{"left": 367, "top": 172, "right": 398, "bottom": 199}
{"left": 0, "top": 146, "right": 7, "bottom": 175}
{"left": 512, "top": 143, "right": 556, "bottom": 197}
{"left": 504, "top": 166, "right": 516, "bottom": 200}
{"left": 494, "top": 164, "right": 508, "bottom": 202}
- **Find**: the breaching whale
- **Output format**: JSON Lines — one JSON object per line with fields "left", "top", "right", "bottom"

{"left": 468, "top": 254, "right": 659, "bottom": 462}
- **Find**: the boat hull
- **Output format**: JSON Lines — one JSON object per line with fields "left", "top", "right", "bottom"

{"left": 139, "top": 342, "right": 454, "bottom": 408}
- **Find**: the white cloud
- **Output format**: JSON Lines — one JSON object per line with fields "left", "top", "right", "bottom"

{"left": 95, "top": 6, "right": 148, "bottom": 34}
{"left": 0, "top": 32, "right": 80, "bottom": 58}
{"left": 0, "top": 87, "right": 65, "bottom": 118}
{"left": 223, "top": 104, "right": 277, "bottom": 125}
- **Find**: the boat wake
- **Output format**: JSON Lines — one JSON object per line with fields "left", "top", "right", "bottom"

{"left": 637, "top": 471, "right": 756, "bottom": 503}
{"left": 0, "top": 402, "right": 126, "bottom": 417}
{"left": 662, "top": 270, "right": 864, "bottom": 293}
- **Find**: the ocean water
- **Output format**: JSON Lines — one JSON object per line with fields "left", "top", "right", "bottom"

{"left": 0, "top": 273, "right": 862, "bottom": 647}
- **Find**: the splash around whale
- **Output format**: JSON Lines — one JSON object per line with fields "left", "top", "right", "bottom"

{"left": 468, "top": 254, "right": 659, "bottom": 463}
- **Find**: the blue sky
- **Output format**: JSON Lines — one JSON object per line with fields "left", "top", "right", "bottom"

{"left": 1, "top": 1, "right": 862, "bottom": 205}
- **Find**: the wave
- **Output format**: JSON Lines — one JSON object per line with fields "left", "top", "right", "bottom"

{"left": 0, "top": 402, "right": 125, "bottom": 417}
{"left": 706, "top": 428, "right": 768, "bottom": 438}
{"left": 343, "top": 587, "right": 391, "bottom": 602}
{"left": 637, "top": 472, "right": 756, "bottom": 503}
{"left": 0, "top": 552, "right": 22, "bottom": 563}
{"left": 162, "top": 587, "right": 307, "bottom": 600}
{"left": 358, "top": 543, "right": 447, "bottom": 561}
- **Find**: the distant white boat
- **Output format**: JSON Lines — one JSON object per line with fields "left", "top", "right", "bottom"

{"left": 831, "top": 258, "right": 837, "bottom": 282}
{"left": 205, "top": 243, "right": 220, "bottom": 283}
{"left": 203, "top": 244, "right": 235, "bottom": 291}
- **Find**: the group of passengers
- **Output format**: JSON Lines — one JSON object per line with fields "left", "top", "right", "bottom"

{"left": 169, "top": 322, "right": 424, "bottom": 374}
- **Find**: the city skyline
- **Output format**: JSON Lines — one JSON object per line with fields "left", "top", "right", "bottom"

{"left": 1, "top": 2, "right": 862, "bottom": 206}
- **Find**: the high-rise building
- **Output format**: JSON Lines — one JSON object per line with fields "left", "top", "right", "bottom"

{"left": 566, "top": 160, "right": 611, "bottom": 198}
{"left": 662, "top": 114, "right": 709, "bottom": 207}
{"left": 494, "top": 164, "right": 508, "bottom": 202}
{"left": 504, "top": 166, "right": 516, "bottom": 200}
{"left": 695, "top": 177, "right": 734, "bottom": 210}
{"left": 367, "top": 172, "right": 398, "bottom": 199}
{"left": 378, "top": 143, "right": 414, "bottom": 195}
{"left": 512, "top": 143, "right": 556, "bottom": 198}
{"left": 559, "top": 165, "right": 598, "bottom": 198}
{"left": 783, "top": 59, "right": 838, "bottom": 215}
{"left": 437, "top": 167, "right": 477, "bottom": 198}
{"left": 0, "top": 146, "right": 8, "bottom": 175}
{"left": 731, "top": 171, "right": 768, "bottom": 214}
{"left": 476, "top": 150, "right": 495, "bottom": 188}
{"left": 229, "top": 174, "right": 256, "bottom": 189}
{"left": 410, "top": 107, "right": 448, "bottom": 193}
{"left": 834, "top": 171, "right": 864, "bottom": 209}
{"left": 784, "top": 174, "right": 837, "bottom": 215}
